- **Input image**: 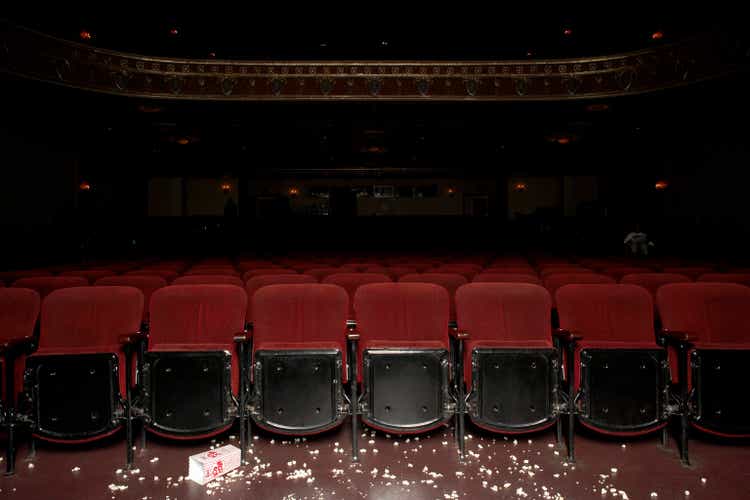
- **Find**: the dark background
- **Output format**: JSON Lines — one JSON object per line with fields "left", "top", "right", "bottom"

{"left": 1, "top": 11, "right": 748, "bottom": 267}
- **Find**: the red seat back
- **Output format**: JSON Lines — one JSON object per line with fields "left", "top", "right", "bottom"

{"left": 172, "top": 275, "right": 244, "bottom": 287}
{"left": 620, "top": 273, "right": 692, "bottom": 298}
{"left": 482, "top": 266, "right": 537, "bottom": 276}
{"left": 657, "top": 283, "right": 750, "bottom": 347}
{"left": 662, "top": 267, "right": 714, "bottom": 280}
{"left": 473, "top": 273, "right": 542, "bottom": 285}
{"left": 697, "top": 273, "right": 750, "bottom": 287}
{"left": 149, "top": 285, "right": 247, "bottom": 351}
{"left": 543, "top": 273, "right": 616, "bottom": 306}
{"left": 0, "top": 270, "right": 51, "bottom": 286}
{"left": 304, "top": 267, "right": 350, "bottom": 282}
{"left": 0, "top": 288, "right": 40, "bottom": 343}
{"left": 39, "top": 287, "right": 143, "bottom": 355}
{"left": 456, "top": 283, "right": 552, "bottom": 384}
{"left": 243, "top": 268, "right": 297, "bottom": 281}
{"left": 556, "top": 284, "right": 654, "bottom": 345}
{"left": 245, "top": 274, "right": 317, "bottom": 322}
{"left": 94, "top": 275, "right": 167, "bottom": 320}
{"left": 59, "top": 269, "right": 114, "bottom": 284}
{"left": 184, "top": 268, "right": 240, "bottom": 277}
{"left": 125, "top": 269, "right": 179, "bottom": 281}
{"left": 540, "top": 267, "right": 594, "bottom": 278}
{"left": 322, "top": 273, "right": 392, "bottom": 319}
{"left": 354, "top": 283, "right": 449, "bottom": 355}
{"left": 456, "top": 283, "right": 552, "bottom": 343}
{"left": 252, "top": 284, "right": 348, "bottom": 362}
{"left": 399, "top": 273, "right": 467, "bottom": 321}
{"left": 12, "top": 276, "right": 89, "bottom": 299}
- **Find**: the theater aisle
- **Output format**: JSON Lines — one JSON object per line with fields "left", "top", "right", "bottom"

{"left": 1, "top": 424, "right": 748, "bottom": 499}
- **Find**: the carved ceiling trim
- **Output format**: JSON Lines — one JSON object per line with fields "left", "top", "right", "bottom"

{"left": 0, "top": 22, "right": 737, "bottom": 102}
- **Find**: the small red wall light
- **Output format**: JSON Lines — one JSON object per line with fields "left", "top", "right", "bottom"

{"left": 79, "top": 181, "right": 91, "bottom": 191}
{"left": 220, "top": 182, "right": 232, "bottom": 193}
{"left": 169, "top": 28, "right": 179, "bottom": 36}
{"left": 176, "top": 137, "right": 190, "bottom": 145}
{"left": 79, "top": 30, "right": 92, "bottom": 41}
{"left": 556, "top": 137, "right": 571, "bottom": 145}
{"left": 513, "top": 182, "right": 528, "bottom": 192}
{"left": 651, "top": 31, "right": 664, "bottom": 40}
{"left": 447, "top": 187, "right": 456, "bottom": 197}
{"left": 288, "top": 187, "right": 300, "bottom": 197}
{"left": 563, "top": 28, "right": 573, "bottom": 36}
{"left": 655, "top": 180, "right": 669, "bottom": 190}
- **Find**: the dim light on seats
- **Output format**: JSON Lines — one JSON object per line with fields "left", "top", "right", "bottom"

{"left": 79, "top": 181, "right": 91, "bottom": 191}
{"left": 655, "top": 180, "right": 669, "bottom": 190}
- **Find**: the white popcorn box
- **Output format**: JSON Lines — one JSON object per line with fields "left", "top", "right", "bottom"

{"left": 188, "top": 444, "right": 241, "bottom": 485}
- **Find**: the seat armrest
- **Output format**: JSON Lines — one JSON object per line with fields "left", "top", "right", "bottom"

{"left": 553, "top": 328, "right": 583, "bottom": 343}
{"left": 347, "top": 332, "right": 360, "bottom": 341}
{"left": 234, "top": 330, "right": 252, "bottom": 343}
{"left": 0, "top": 336, "right": 36, "bottom": 355}
{"left": 449, "top": 328, "right": 470, "bottom": 340}
{"left": 657, "top": 329, "right": 697, "bottom": 346}
{"left": 118, "top": 331, "right": 147, "bottom": 346}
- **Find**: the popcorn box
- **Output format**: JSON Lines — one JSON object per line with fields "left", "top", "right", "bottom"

{"left": 188, "top": 444, "right": 241, "bottom": 485}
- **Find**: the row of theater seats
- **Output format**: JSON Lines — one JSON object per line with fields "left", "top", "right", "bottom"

{"left": 2, "top": 269, "right": 749, "bottom": 327}
{"left": 1, "top": 280, "right": 748, "bottom": 473}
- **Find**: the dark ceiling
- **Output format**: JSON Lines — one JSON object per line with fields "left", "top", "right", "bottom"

{"left": 2, "top": 7, "right": 737, "bottom": 60}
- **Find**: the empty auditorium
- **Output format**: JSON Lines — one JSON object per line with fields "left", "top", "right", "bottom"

{"left": 1, "top": 8, "right": 749, "bottom": 499}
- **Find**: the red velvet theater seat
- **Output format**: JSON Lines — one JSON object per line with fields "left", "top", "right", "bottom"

{"left": 697, "top": 273, "right": 750, "bottom": 287}
{"left": 95, "top": 275, "right": 167, "bottom": 323}
{"left": 657, "top": 283, "right": 750, "bottom": 440}
{"left": 172, "top": 274, "right": 244, "bottom": 287}
{"left": 556, "top": 284, "right": 668, "bottom": 451}
{"left": 23, "top": 287, "right": 143, "bottom": 448}
{"left": 433, "top": 264, "right": 482, "bottom": 280}
{"left": 382, "top": 266, "right": 418, "bottom": 280}
{"left": 0, "top": 270, "right": 51, "bottom": 286}
{"left": 183, "top": 267, "right": 241, "bottom": 277}
{"left": 620, "top": 273, "right": 692, "bottom": 298}
{"left": 304, "top": 267, "right": 352, "bottom": 282}
{"left": 543, "top": 273, "right": 616, "bottom": 307}
{"left": 353, "top": 283, "right": 452, "bottom": 434}
{"left": 399, "top": 273, "right": 467, "bottom": 323}
{"left": 662, "top": 266, "right": 714, "bottom": 280}
{"left": 472, "top": 273, "right": 543, "bottom": 285}
{"left": 243, "top": 268, "right": 297, "bottom": 281}
{"left": 455, "top": 283, "right": 558, "bottom": 436}
{"left": 0, "top": 288, "right": 40, "bottom": 417}
{"left": 322, "top": 273, "right": 392, "bottom": 320}
{"left": 603, "top": 266, "right": 654, "bottom": 281}
{"left": 125, "top": 269, "right": 180, "bottom": 281}
{"left": 245, "top": 274, "right": 317, "bottom": 325}
{"left": 143, "top": 285, "right": 247, "bottom": 440}
{"left": 250, "top": 284, "right": 349, "bottom": 435}
{"left": 539, "top": 267, "right": 595, "bottom": 278}
{"left": 482, "top": 266, "right": 538, "bottom": 276}
{"left": 237, "top": 260, "right": 277, "bottom": 272}
{"left": 59, "top": 269, "right": 115, "bottom": 284}
{"left": 12, "top": 276, "right": 89, "bottom": 299}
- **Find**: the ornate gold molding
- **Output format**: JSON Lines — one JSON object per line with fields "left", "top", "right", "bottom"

{"left": 0, "top": 22, "right": 736, "bottom": 101}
